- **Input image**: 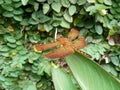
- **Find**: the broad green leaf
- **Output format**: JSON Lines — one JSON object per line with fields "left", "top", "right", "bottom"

{"left": 21, "top": 0, "right": 29, "bottom": 5}
{"left": 43, "top": 4, "right": 50, "bottom": 14}
{"left": 104, "top": 0, "right": 112, "bottom": 5}
{"left": 63, "top": 11, "right": 73, "bottom": 23}
{"left": 69, "top": 5, "right": 76, "bottom": 16}
{"left": 60, "top": 19, "right": 70, "bottom": 28}
{"left": 52, "top": 67, "right": 77, "bottom": 90}
{"left": 51, "top": 2, "right": 62, "bottom": 13}
{"left": 65, "top": 52, "right": 120, "bottom": 90}
{"left": 77, "top": 0, "right": 86, "bottom": 5}
{"left": 95, "top": 24, "right": 103, "bottom": 34}
{"left": 69, "top": 0, "right": 77, "bottom": 4}
{"left": 61, "top": 0, "right": 70, "bottom": 7}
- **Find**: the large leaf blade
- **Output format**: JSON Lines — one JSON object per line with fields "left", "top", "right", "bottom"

{"left": 52, "top": 67, "right": 77, "bottom": 90}
{"left": 65, "top": 52, "right": 120, "bottom": 90}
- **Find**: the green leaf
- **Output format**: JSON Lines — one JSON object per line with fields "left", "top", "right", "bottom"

{"left": 52, "top": 67, "right": 77, "bottom": 90}
{"left": 77, "top": 0, "right": 86, "bottom": 5}
{"left": 13, "top": 15, "right": 23, "bottom": 21}
{"left": 87, "top": 0, "right": 96, "bottom": 3}
{"left": 110, "top": 56, "right": 119, "bottom": 66}
{"left": 43, "top": 4, "right": 50, "bottom": 14}
{"left": 65, "top": 52, "right": 120, "bottom": 90}
{"left": 60, "top": 19, "right": 70, "bottom": 28}
{"left": 3, "top": 11, "right": 14, "bottom": 17}
{"left": 95, "top": 24, "right": 103, "bottom": 34}
{"left": 13, "top": 8, "right": 24, "bottom": 15}
{"left": 61, "top": 0, "right": 70, "bottom": 7}
{"left": 44, "top": 24, "right": 53, "bottom": 32}
{"left": 0, "top": 45, "right": 9, "bottom": 52}
{"left": 51, "top": 2, "right": 62, "bottom": 13}
{"left": 69, "top": 0, "right": 77, "bottom": 4}
{"left": 104, "top": 0, "right": 112, "bottom": 5}
{"left": 6, "top": 36, "right": 16, "bottom": 43}
{"left": 98, "top": 0, "right": 104, "bottom": 3}
{"left": 69, "top": 5, "right": 76, "bottom": 16}
{"left": 1, "top": 4, "right": 13, "bottom": 11}
{"left": 63, "top": 11, "right": 73, "bottom": 23}
{"left": 34, "top": 2, "right": 39, "bottom": 11}
{"left": 21, "top": 0, "right": 29, "bottom": 5}
{"left": 22, "top": 81, "right": 37, "bottom": 90}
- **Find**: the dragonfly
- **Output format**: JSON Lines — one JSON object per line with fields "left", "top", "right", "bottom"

{"left": 34, "top": 28, "right": 91, "bottom": 59}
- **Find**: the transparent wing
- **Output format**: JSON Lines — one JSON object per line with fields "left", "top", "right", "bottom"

{"left": 68, "top": 28, "right": 79, "bottom": 40}
{"left": 45, "top": 46, "right": 74, "bottom": 58}
{"left": 34, "top": 41, "right": 61, "bottom": 52}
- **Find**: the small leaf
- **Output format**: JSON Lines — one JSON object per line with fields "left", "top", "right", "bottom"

{"left": 51, "top": 2, "right": 62, "bottom": 13}
{"left": 3, "top": 11, "right": 14, "bottom": 17}
{"left": 21, "top": 0, "right": 29, "bottom": 5}
{"left": 69, "top": 0, "right": 77, "bottom": 4}
{"left": 95, "top": 24, "right": 103, "bottom": 35}
{"left": 44, "top": 24, "right": 53, "bottom": 32}
{"left": 77, "top": 0, "right": 86, "bottom": 5}
{"left": 60, "top": 19, "right": 70, "bottom": 28}
{"left": 6, "top": 36, "right": 16, "bottom": 43}
{"left": 61, "top": 0, "right": 70, "bottom": 7}
{"left": 87, "top": 0, "right": 96, "bottom": 3}
{"left": 63, "top": 11, "right": 73, "bottom": 23}
{"left": 34, "top": 2, "right": 39, "bottom": 11}
{"left": 43, "top": 4, "right": 50, "bottom": 14}
{"left": 69, "top": 5, "right": 76, "bottom": 16}
{"left": 98, "top": 0, "right": 104, "bottom": 3}
{"left": 104, "top": 0, "right": 112, "bottom": 5}
{"left": 13, "top": 15, "right": 23, "bottom": 21}
{"left": 22, "top": 81, "right": 37, "bottom": 90}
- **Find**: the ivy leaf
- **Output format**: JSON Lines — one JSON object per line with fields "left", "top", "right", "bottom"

{"left": 51, "top": 2, "right": 62, "bottom": 13}
{"left": 95, "top": 24, "right": 103, "bottom": 35}
{"left": 69, "top": 5, "right": 76, "bottom": 16}
{"left": 21, "top": 0, "right": 29, "bottom": 5}
{"left": 43, "top": 4, "right": 50, "bottom": 14}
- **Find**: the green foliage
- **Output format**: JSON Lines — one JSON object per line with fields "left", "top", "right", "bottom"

{"left": 0, "top": 0, "right": 120, "bottom": 89}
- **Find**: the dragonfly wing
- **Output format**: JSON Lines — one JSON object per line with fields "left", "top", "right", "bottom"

{"left": 73, "top": 36, "right": 86, "bottom": 49}
{"left": 34, "top": 41, "right": 61, "bottom": 52}
{"left": 68, "top": 28, "right": 79, "bottom": 40}
{"left": 45, "top": 46, "right": 74, "bottom": 58}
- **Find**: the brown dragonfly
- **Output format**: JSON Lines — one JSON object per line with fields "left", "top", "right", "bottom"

{"left": 34, "top": 28, "right": 90, "bottom": 58}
